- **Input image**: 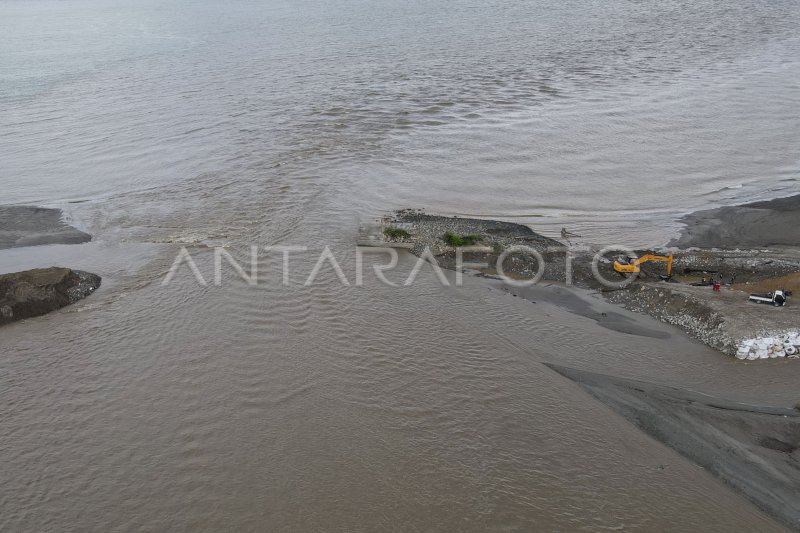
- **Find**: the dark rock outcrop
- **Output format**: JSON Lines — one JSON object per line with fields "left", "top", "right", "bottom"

{"left": 0, "top": 267, "right": 101, "bottom": 326}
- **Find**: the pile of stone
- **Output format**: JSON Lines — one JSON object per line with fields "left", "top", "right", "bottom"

{"left": 0, "top": 267, "right": 101, "bottom": 326}
{"left": 735, "top": 331, "right": 800, "bottom": 360}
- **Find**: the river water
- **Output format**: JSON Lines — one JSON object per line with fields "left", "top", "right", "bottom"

{"left": 2, "top": 0, "right": 800, "bottom": 530}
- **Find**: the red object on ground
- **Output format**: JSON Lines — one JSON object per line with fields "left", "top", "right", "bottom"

{"left": 713, "top": 281, "right": 721, "bottom": 292}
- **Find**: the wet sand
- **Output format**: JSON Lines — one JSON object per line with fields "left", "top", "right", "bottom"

{"left": 548, "top": 364, "right": 800, "bottom": 531}
{"left": 670, "top": 194, "right": 800, "bottom": 249}
{"left": 0, "top": 206, "right": 91, "bottom": 250}
{"left": 490, "top": 280, "right": 672, "bottom": 339}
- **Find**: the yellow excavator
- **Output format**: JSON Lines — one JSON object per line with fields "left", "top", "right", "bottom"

{"left": 613, "top": 254, "right": 673, "bottom": 279}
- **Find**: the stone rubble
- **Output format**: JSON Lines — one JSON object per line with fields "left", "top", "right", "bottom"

{"left": 735, "top": 331, "right": 800, "bottom": 360}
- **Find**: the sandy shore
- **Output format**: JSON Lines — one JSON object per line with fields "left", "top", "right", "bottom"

{"left": 0, "top": 206, "right": 91, "bottom": 250}
{"left": 670, "top": 194, "right": 800, "bottom": 249}
{"left": 548, "top": 364, "right": 800, "bottom": 531}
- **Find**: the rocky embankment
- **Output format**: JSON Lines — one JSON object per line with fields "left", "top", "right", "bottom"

{"left": 603, "top": 252, "right": 800, "bottom": 358}
{"left": 378, "top": 200, "right": 800, "bottom": 360}
{"left": 0, "top": 267, "right": 101, "bottom": 326}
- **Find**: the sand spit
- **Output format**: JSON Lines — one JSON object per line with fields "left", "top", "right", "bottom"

{"left": 372, "top": 200, "right": 800, "bottom": 359}
{"left": 0, "top": 206, "right": 91, "bottom": 250}
{"left": 547, "top": 364, "right": 800, "bottom": 531}
{"left": 670, "top": 194, "right": 800, "bottom": 249}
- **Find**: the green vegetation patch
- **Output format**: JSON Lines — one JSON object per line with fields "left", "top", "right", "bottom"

{"left": 383, "top": 226, "right": 412, "bottom": 239}
{"left": 443, "top": 231, "right": 482, "bottom": 247}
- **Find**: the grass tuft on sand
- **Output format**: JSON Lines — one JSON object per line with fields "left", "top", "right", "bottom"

{"left": 442, "top": 231, "right": 481, "bottom": 247}
{"left": 383, "top": 226, "right": 412, "bottom": 240}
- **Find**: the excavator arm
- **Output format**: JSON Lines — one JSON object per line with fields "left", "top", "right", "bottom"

{"left": 613, "top": 254, "right": 673, "bottom": 276}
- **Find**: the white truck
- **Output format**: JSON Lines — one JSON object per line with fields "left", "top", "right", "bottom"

{"left": 748, "top": 290, "right": 787, "bottom": 307}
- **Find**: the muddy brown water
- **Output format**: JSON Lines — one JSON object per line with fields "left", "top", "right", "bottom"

{"left": 2, "top": 0, "right": 800, "bottom": 529}
{"left": 2, "top": 232, "right": 799, "bottom": 531}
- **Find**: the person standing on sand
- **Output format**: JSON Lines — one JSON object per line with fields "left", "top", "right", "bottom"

{"left": 561, "top": 227, "right": 581, "bottom": 241}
